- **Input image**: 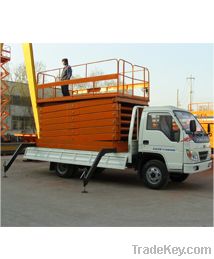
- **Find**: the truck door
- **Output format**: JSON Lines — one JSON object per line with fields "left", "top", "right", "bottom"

{"left": 140, "top": 112, "right": 183, "bottom": 171}
{"left": 128, "top": 106, "right": 145, "bottom": 163}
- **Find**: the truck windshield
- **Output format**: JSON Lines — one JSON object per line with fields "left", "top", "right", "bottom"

{"left": 174, "top": 111, "right": 206, "bottom": 135}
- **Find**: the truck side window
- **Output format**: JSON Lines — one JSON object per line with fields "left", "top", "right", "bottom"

{"left": 147, "top": 113, "right": 180, "bottom": 142}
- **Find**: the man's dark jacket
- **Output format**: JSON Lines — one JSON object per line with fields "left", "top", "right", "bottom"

{"left": 61, "top": 65, "right": 72, "bottom": 80}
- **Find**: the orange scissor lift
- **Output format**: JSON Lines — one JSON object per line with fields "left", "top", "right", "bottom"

{"left": 36, "top": 59, "right": 150, "bottom": 152}
{"left": 0, "top": 44, "right": 11, "bottom": 141}
{"left": 189, "top": 102, "right": 214, "bottom": 152}
{"left": 3, "top": 56, "right": 150, "bottom": 188}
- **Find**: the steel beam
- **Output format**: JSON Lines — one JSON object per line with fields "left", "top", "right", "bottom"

{"left": 22, "top": 43, "right": 40, "bottom": 138}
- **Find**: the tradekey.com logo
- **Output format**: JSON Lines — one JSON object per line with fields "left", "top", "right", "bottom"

{"left": 132, "top": 244, "right": 212, "bottom": 257}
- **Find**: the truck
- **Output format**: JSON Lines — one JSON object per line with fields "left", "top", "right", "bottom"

{"left": 3, "top": 44, "right": 212, "bottom": 190}
{"left": 21, "top": 105, "right": 212, "bottom": 190}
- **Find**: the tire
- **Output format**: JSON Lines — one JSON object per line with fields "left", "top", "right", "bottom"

{"left": 141, "top": 160, "right": 169, "bottom": 189}
{"left": 170, "top": 173, "right": 189, "bottom": 182}
{"left": 55, "top": 163, "right": 77, "bottom": 178}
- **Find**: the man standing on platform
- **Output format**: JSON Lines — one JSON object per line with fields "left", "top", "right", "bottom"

{"left": 61, "top": 58, "right": 72, "bottom": 96}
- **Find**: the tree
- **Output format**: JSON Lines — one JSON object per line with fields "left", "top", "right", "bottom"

{"left": 9, "top": 62, "right": 46, "bottom": 133}
{"left": 12, "top": 61, "right": 46, "bottom": 83}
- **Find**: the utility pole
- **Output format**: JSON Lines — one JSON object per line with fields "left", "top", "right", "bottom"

{"left": 176, "top": 89, "right": 180, "bottom": 108}
{"left": 186, "top": 75, "right": 195, "bottom": 111}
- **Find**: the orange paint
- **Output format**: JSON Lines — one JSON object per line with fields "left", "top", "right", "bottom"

{"left": 35, "top": 58, "right": 150, "bottom": 151}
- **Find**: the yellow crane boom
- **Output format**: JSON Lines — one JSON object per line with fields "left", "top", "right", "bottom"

{"left": 22, "top": 43, "right": 40, "bottom": 138}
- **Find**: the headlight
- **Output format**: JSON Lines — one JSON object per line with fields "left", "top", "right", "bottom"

{"left": 186, "top": 149, "right": 199, "bottom": 161}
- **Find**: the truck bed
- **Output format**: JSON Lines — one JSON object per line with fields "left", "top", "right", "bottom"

{"left": 24, "top": 147, "right": 129, "bottom": 170}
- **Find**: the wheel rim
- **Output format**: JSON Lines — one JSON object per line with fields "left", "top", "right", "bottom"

{"left": 57, "top": 163, "right": 68, "bottom": 175}
{"left": 146, "top": 166, "right": 162, "bottom": 185}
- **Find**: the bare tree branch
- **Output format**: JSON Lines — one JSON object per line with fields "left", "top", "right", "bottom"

{"left": 12, "top": 61, "right": 46, "bottom": 83}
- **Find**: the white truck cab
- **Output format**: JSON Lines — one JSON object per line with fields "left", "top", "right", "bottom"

{"left": 131, "top": 106, "right": 212, "bottom": 189}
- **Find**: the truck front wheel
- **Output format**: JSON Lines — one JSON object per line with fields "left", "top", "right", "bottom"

{"left": 170, "top": 173, "right": 189, "bottom": 182}
{"left": 55, "top": 163, "right": 77, "bottom": 178}
{"left": 141, "top": 160, "right": 169, "bottom": 189}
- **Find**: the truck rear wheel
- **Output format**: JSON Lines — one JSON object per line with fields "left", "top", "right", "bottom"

{"left": 170, "top": 173, "right": 189, "bottom": 182}
{"left": 141, "top": 160, "right": 169, "bottom": 189}
{"left": 55, "top": 163, "right": 77, "bottom": 178}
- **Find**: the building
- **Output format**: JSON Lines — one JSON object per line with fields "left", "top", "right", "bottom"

{"left": 4, "top": 81, "right": 35, "bottom": 137}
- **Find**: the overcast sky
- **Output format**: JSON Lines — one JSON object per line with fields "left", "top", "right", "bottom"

{"left": 8, "top": 43, "right": 213, "bottom": 109}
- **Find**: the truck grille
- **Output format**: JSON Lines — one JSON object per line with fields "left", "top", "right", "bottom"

{"left": 199, "top": 151, "right": 208, "bottom": 161}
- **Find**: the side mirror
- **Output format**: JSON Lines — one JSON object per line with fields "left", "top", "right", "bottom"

{"left": 190, "top": 120, "right": 196, "bottom": 133}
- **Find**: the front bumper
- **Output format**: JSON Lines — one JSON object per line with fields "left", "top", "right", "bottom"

{"left": 183, "top": 160, "right": 212, "bottom": 174}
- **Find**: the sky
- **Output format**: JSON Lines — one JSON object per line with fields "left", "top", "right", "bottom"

{"left": 8, "top": 43, "right": 213, "bottom": 108}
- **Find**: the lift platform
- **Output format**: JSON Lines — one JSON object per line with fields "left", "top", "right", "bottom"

{"left": 35, "top": 59, "right": 150, "bottom": 152}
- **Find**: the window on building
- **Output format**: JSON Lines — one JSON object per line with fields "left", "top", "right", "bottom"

{"left": 11, "top": 116, "right": 35, "bottom": 131}
{"left": 11, "top": 95, "right": 31, "bottom": 106}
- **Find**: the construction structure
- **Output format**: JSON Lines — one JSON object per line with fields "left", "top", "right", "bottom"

{"left": 1, "top": 44, "right": 36, "bottom": 154}
{"left": 0, "top": 44, "right": 11, "bottom": 140}
{"left": 189, "top": 102, "right": 214, "bottom": 152}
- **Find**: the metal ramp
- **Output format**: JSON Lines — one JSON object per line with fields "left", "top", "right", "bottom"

{"left": 24, "top": 147, "right": 128, "bottom": 170}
